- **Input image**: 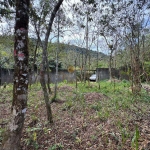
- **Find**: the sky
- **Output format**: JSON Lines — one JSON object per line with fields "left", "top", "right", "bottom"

{"left": 1, "top": 0, "right": 149, "bottom": 55}
{"left": 0, "top": 0, "right": 109, "bottom": 54}
{"left": 60, "top": 0, "right": 109, "bottom": 54}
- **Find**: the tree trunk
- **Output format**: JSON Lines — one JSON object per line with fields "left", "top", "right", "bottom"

{"left": 132, "top": 51, "right": 141, "bottom": 94}
{"left": 53, "top": 11, "right": 60, "bottom": 100}
{"left": 130, "top": 29, "right": 141, "bottom": 94}
{"left": 40, "top": 64, "right": 53, "bottom": 123}
{"left": 2, "top": 0, "right": 29, "bottom": 149}
{"left": 84, "top": 13, "right": 89, "bottom": 83}
{"left": 109, "top": 51, "right": 113, "bottom": 81}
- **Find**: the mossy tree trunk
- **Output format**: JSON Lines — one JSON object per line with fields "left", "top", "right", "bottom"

{"left": 2, "top": 0, "right": 29, "bottom": 149}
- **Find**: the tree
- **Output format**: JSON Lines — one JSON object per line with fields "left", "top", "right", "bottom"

{"left": 92, "top": 0, "right": 150, "bottom": 94}
{"left": 30, "top": 0, "right": 64, "bottom": 123}
{"left": 115, "top": 0, "right": 150, "bottom": 94}
{"left": 2, "top": 0, "right": 30, "bottom": 149}
{"left": 71, "top": 0, "right": 97, "bottom": 82}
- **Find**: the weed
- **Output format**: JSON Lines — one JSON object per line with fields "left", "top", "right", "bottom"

{"left": 0, "top": 128, "right": 6, "bottom": 144}
{"left": 48, "top": 143, "right": 63, "bottom": 150}
{"left": 131, "top": 126, "right": 140, "bottom": 150}
{"left": 120, "top": 128, "right": 130, "bottom": 144}
{"left": 75, "top": 137, "right": 82, "bottom": 145}
{"left": 90, "top": 102, "right": 102, "bottom": 111}
{"left": 1, "top": 80, "right": 149, "bottom": 149}
{"left": 24, "top": 127, "right": 42, "bottom": 149}
{"left": 90, "top": 134, "right": 97, "bottom": 141}
{"left": 24, "top": 132, "right": 39, "bottom": 149}
{"left": 62, "top": 99, "right": 74, "bottom": 111}
{"left": 96, "top": 108, "right": 110, "bottom": 121}
{"left": 43, "top": 127, "right": 51, "bottom": 134}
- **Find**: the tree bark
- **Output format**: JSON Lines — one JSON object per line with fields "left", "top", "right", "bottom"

{"left": 130, "top": 28, "right": 141, "bottom": 94}
{"left": 40, "top": 64, "right": 53, "bottom": 122}
{"left": 84, "top": 13, "right": 89, "bottom": 83}
{"left": 2, "top": 0, "right": 29, "bottom": 149}
{"left": 109, "top": 50, "right": 113, "bottom": 81}
{"left": 131, "top": 48, "right": 141, "bottom": 94}
{"left": 53, "top": 12, "right": 60, "bottom": 100}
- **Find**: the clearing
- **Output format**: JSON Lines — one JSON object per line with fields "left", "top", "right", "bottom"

{"left": 0, "top": 80, "right": 150, "bottom": 150}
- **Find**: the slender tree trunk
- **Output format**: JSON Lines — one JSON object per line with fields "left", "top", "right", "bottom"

{"left": 130, "top": 29, "right": 141, "bottom": 94}
{"left": 84, "top": 13, "right": 89, "bottom": 83}
{"left": 130, "top": 46, "right": 134, "bottom": 91}
{"left": 29, "top": 39, "right": 39, "bottom": 87}
{"left": 97, "top": 39, "right": 99, "bottom": 68}
{"left": 109, "top": 50, "right": 113, "bottom": 81}
{"left": 2, "top": 0, "right": 29, "bottom": 149}
{"left": 40, "top": 43, "right": 53, "bottom": 123}
{"left": 102, "top": 35, "right": 114, "bottom": 82}
{"left": 54, "top": 11, "right": 60, "bottom": 100}
{"left": 81, "top": 51, "right": 83, "bottom": 82}
{"left": 132, "top": 49, "right": 141, "bottom": 94}
{"left": 75, "top": 59, "right": 77, "bottom": 89}
{"left": 54, "top": 49, "right": 58, "bottom": 100}
{"left": 96, "top": 39, "right": 100, "bottom": 89}
{"left": 141, "top": 35, "right": 149, "bottom": 82}
{"left": 45, "top": 48, "right": 51, "bottom": 93}
{"left": 40, "top": 64, "right": 53, "bottom": 122}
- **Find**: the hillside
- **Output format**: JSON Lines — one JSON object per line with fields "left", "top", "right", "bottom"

{"left": 46, "top": 42, "right": 109, "bottom": 69}
{"left": 63, "top": 44, "right": 108, "bottom": 59}
{"left": 29, "top": 37, "right": 108, "bottom": 60}
{"left": 0, "top": 36, "right": 108, "bottom": 69}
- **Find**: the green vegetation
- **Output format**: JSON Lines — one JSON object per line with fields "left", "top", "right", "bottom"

{"left": 0, "top": 80, "right": 149, "bottom": 149}
{"left": 0, "top": 35, "right": 108, "bottom": 70}
{"left": 0, "top": 35, "right": 14, "bottom": 68}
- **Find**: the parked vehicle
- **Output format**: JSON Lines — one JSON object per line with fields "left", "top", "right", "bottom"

{"left": 89, "top": 74, "right": 96, "bottom": 81}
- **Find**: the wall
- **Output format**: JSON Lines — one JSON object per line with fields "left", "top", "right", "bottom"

{"left": 96, "top": 68, "right": 120, "bottom": 81}
{"left": 0, "top": 68, "right": 14, "bottom": 85}
{"left": 30, "top": 70, "right": 76, "bottom": 84}
{"left": 0, "top": 68, "right": 76, "bottom": 85}
{"left": 1, "top": 67, "right": 129, "bottom": 85}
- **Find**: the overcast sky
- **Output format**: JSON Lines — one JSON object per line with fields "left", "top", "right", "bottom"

{"left": 0, "top": 0, "right": 113, "bottom": 54}
{"left": 1, "top": 0, "right": 150, "bottom": 54}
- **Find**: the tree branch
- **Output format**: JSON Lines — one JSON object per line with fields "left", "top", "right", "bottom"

{"left": 44, "top": 0, "right": 64, "bottom": 45}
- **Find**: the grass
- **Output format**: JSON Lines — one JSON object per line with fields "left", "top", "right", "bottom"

{"left": 0, "top": 80, "right": 150, "bottom": 150}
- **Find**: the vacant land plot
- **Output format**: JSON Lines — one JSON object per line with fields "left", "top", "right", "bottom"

{"left": 0, "top": 81, "right": 150, "bottom": 150}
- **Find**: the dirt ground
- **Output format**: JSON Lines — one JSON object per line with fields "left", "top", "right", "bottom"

{"left": 0, "top": 85, "right": 150, "bottom": 150}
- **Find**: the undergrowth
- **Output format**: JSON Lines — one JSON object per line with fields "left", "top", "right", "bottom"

{"left": 0, "top": 80, "right": 150, "bottom": 150}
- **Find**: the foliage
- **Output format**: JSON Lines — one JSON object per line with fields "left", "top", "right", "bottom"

{"left": 49, "top": 59, "right": 62, "bottom": 71}
{"left": 131, "top": 126, "right": 140, "bottom": 150}
{"left": 0, "top": 0, "right": 15, "bottom": 17}
{"left": 48, "top": 143, "right": 63, "bottom": 150}
{"left": 0, "top": 35, "right": 14, "bottom": 68}
{"left": 142, "top": 61, "right": 150, "bottom": 80}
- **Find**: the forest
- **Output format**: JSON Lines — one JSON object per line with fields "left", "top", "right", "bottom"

{"left": 0, "top": 0, "right": 150, "bottom": 150}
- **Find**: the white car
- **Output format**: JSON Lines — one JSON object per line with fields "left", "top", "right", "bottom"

{"left": 89, "top": 74, "right": 96, "bottom": 81}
